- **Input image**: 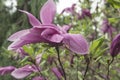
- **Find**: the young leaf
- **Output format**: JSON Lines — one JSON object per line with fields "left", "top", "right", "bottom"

{"left": 90, "top": 36, "right": 105, "bottom": 55}
{"left": 23, "top": 45, "right": 34, "bottom": 57}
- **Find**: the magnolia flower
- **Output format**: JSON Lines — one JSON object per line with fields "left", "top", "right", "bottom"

{"left": 11, "top": 65, "right": 39, "bottom": 79}
{"left": 110, "top": 34, "right": 120, "bottom": 57}
{"left": 0, "top": 65, "right": 38, "bottom": 79}
{"left": 101, "top": 19, "right": 115, "bottom": 33}
{"left": 11, "top": 53, "right": 42, "bottom": 79}
{"left": 13, "top": 53, "right": 42, "bottom": 79}
{"left": 60, "top": 4, "right": 76, "bottom": 15}
{"left": 101, "top": 19, "right": 115, "bottom": 39}
{"left": 61, "top": 4, "right": 91, "bottom": 19}
{"left": 0, "top": 53, "right": 42, "bottom": 79}
{"left": 8, "top": 0, "right": 89, "bottom": 55}
{"left": 78, "top": 9, "right": 92, "bottom": 19}
{"left": 0, "top": 66, "right": 16, "bottom": 75}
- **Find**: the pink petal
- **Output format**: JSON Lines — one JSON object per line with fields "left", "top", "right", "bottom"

{"left": 11, "top": 65, "right": 34, "bottom": 79}
{"left": 60, "top": 4, "right": 76, "bottom": 14}
{"left": 40, "top": 0, "right": 56, "bottom": 24}
{"left": 8, "top": 39, "right": 29, "bottom": 50}
{"left": 62, "top": 25, "right": 71, "bottom": 33}
{"left": 32, "top": 76, "right": 45, "bottom": 80}
{"left": 41, "top": 28, "right": 63, "bottom": 43}
{"left": 0, "top": 66, "right": 16, "bottom": 75}
{"left": 20, "top": 28, "right": 47, "bottom": 42}
{"left": 16, "top": 47, "right": 28, "bottom": 57}
{"left": 8, "top": 29, "right": 29, "bottom": 41}
{"left": 63, "top": 34, "right": 89, "bottom": 54}
{"left": 19, "top": 10, "right": 41, "bottom": 27}
{"left": 8, "top": 37, "right": 44, "bottom": 50}
{"left": 8, "top": 28, "right": 46, "bottom": 50}
{"left": 36, "top": 53, "right": 43, "bottom": 65}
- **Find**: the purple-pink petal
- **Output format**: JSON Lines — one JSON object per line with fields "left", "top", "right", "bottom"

{"left": 8, "top": 29, "right": 29, "bottom": 42}
{"left": 61, "top": 4, "right": 76, "bottom": 15}
{"left": 21, "top": 29, "right": 44, "bottom": 42}
{"left": 19, "top": 10, "right": 41, "bottom": 27}
{"left": 8, "top": 26, "right": 61, "bottom": 50}
{"left": 36, "top": 53, "right": 43, "bottom": 65}
{"left": 40, "top": 0, "right": 56, "bottom": 24}
{"left": 11, "top": 65, "right": 35, "bottom": 79}
{"left": 61, "top": 25, "right": 71, "bottom": 33}
{"left": 101, "top": 19, "right": 115, "bottom": 34}
{"left": 8, "top": 28, "right": 46, "bottom": 50}
{"left": 63, "top": 34, "right": 89, "bottom": 54}
{"left": 0, "top": 66, "right": 16, "bottom": 75}
{"left": 32, "top": 76, "right": 45, "bottom": 80}
{"left": 82, "top": 9, "right": 92, "bottom": 19}
{"left": 41, "top": 28, "right": 63, "bottom": 43}
{"left": 16, "top": 47, "right": 28, "bottom": 57}
{"left": 8, "top": 39, "right": 27, "bottom": 50}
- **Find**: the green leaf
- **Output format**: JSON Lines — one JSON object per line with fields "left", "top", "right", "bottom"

{"left": 107, "top": 0, "right": 120, "bottom": 9}
{"left": 19, "top": 56, "right": 30, "bottom": 64}
{"left": 78, "top": 71, "right": 83, "bottom": 80}
{"left": 108, "top": 17, "right": 120, "bottom": 23}
{"left": 95, "top": 48, "right": 108, "bottom": 58}
{"left": 90, "top": 36, "right": 105, "bottom": 54}
{"left": 23, "top": 45, "right": 34, "bottom": 57}
{"left": 95, "top": 75, "right": 104, "bottom": 80}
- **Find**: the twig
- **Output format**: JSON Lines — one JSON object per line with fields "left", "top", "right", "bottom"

{"left": 83, "top": 55, "right": 90, "bottom": 80}
{"left": 55, "top": 47, "right": 66, "bottom": 80}
{"left": 90, "top": 67, "right": 107, "bottom": 80}
{"left": 76, "top": 56, "right": 78, "bottom": 80}
{"left": 107, "top": 57, "right": 114, "bottom": 80}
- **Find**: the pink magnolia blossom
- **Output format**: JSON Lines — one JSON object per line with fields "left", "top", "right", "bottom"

{"left": 101, "top": 19, "right": 115, "bottom": 35}
{"left": 0, "top": 65, "right": 39, "bottom": 79}
{"left": 61, "top": 4, "right": 91, "bottom": 19}
{"left": 11, "top": 65, "right": 39, "bottom": 79}
{"left": 60, "top": 4, "right": 76, "bottom": 15}
{"left": 8, "top": 0, "right": 89, "bottom": 55}
{"left": 110, "top": 34, "right": 120, "bottom": 57}
{"left": 101, "top": 19, "right": 116, "bottom": 40}
{"left": 11, "top": 54, "right": 42, "bottom": 79}
{"left": 0, "top": 53, "right": 42, "bottom": 79}
{"left": 78, "top": 9, "right": 92, "bottom": 19}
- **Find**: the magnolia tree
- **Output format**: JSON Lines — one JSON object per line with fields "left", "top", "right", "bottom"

{"left": 0, "top": 0, "right": 120, "bottom": 80}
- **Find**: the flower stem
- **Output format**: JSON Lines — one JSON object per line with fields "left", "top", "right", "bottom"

{"left": 76, "top": 56, "right": 79, "bottom": 80}
{"left": 55, "top": 47, "right": 66, "bottom": 80}
{"left": 107, "top": 57, "right": 114, "bottom": 80}
{"left": 83, "top": 55, "right": 90, "bottom": 80}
